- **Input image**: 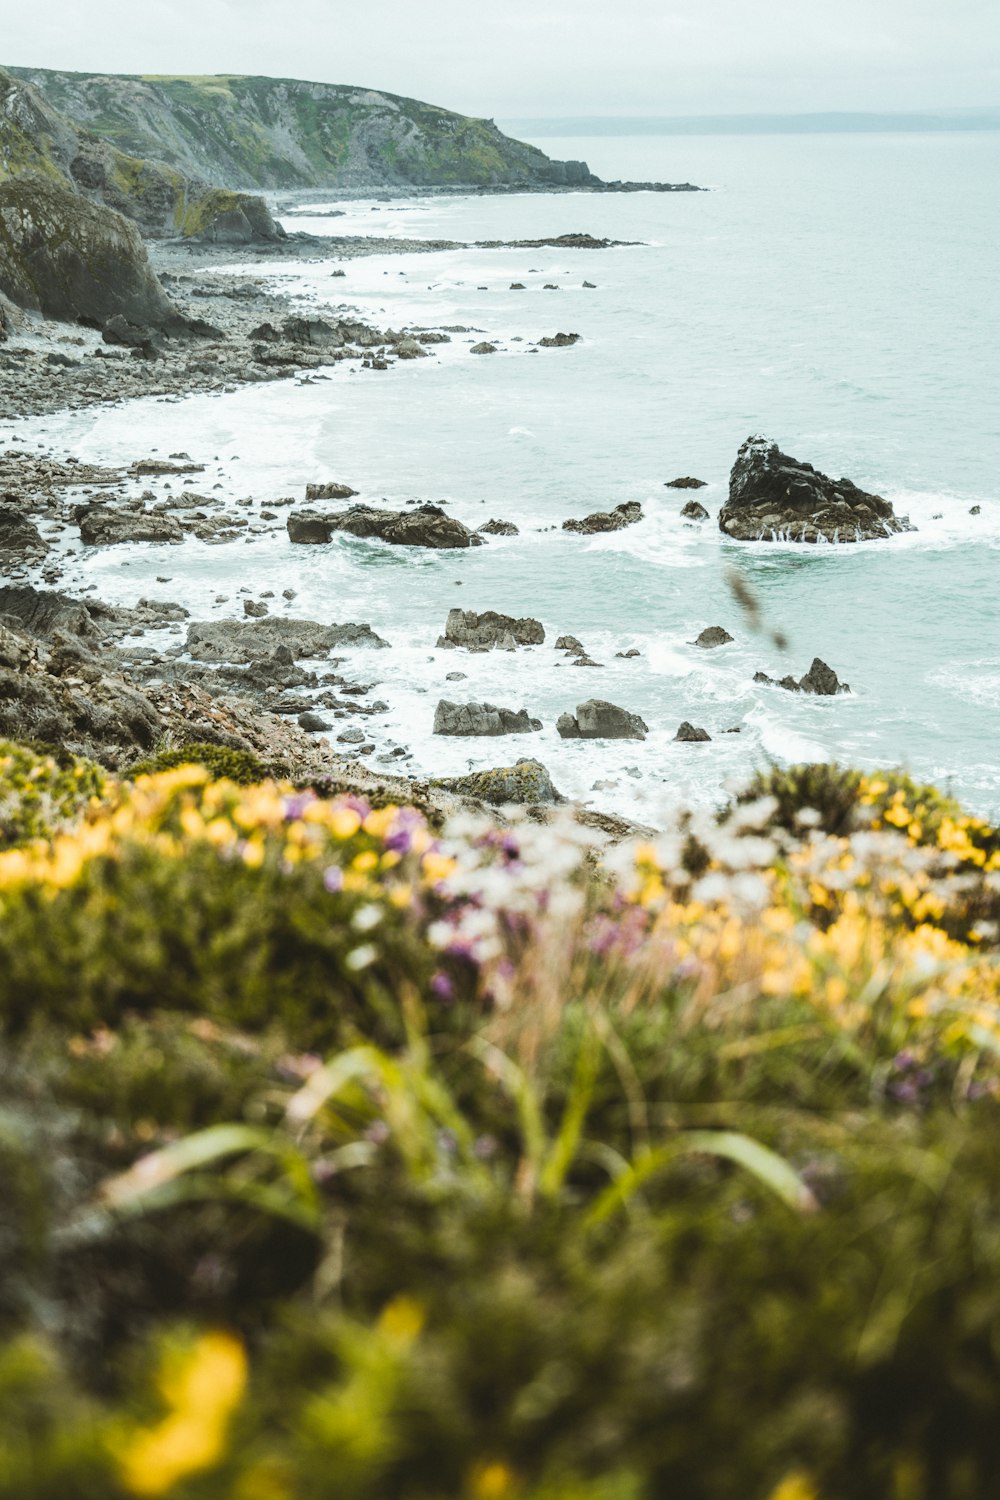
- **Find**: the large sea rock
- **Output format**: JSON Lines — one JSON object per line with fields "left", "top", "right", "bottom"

{"left": 719, "top": 436, "right": 914, "bottom": 543}
{"left": 287, "top": 503, "right": 482, "bottom": 550}
{"left": 433, "top": 700, "right": 542, "bottom": 736}
{"left": 438, "top": 609, "right": 545, "bottom": 649}
{"left": 557, "top": 700, "right": 649, "bottom": 740}
{"left": 434, "top": 759, "right": 562, "bottom": 804}
{"left": 186, "top": 618, "right": 388, "bottom": 662}
{"left": 0, "top": 180, "right": 182, "bottom": 329}
{"left": 562, "top": 501, "right": 642, "bottom": 535}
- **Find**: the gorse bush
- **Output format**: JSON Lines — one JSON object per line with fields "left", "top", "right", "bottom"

{"left": 127, "top": 742, "right": 272, "bottom": 786}
{"left": 0, "top": 745, "right": 999, "bottom": 1498}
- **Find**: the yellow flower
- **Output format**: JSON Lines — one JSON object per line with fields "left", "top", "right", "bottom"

{"left": 119, "top": 1332, "right": 247, "bottom": 1496}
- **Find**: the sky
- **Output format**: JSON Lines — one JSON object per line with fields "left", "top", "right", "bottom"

{"left": 4, "top": 0, "right": 999, "bottom": 118}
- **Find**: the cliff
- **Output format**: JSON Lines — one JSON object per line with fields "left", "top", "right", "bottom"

{"left": 0, "top": 69, "right": 283, "bottom": 241}
{"left": 6, "top": 68, "right": 598, "bottom": 191}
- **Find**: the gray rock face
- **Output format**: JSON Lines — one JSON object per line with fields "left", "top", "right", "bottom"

{"left": 675, "top": 721, "right": 711, "bottom": 741}
{"left": 557, "top": 700, "right": 649, "bottom": 740}
{"left": 0, "top": 180, "right": 181, "bottom": 329}
{"left": 478, "top": 519, "right": 519, "bottom": 536}
{"left": 555, "top": 635, "right": 586, "bottom": 654}
{"left": 298, "top": 711, "right": 331, "bottom": 732}
{"left": 79, "top": 507, "right": 184, "bottom": 546}
{"left": 306, "top": 481, "right": 358, "bottom": 501}
{"left": 243, "top": 599, "right": 269, "bottom": 618}
{"left": 0, "top": 507, "right": 47, "bottom": 561}
{"left": 693, "top": 626, "right": 734, "bottom": 649}
{"left": 562, "top": 501, "right": 642, "bottom": 535}
{"left": 433, "top": 700, "right": 542, "bottom": 736}
{"left": 754, "top": 657, "right": 851, "bottom": 695}
{"left": 720, "top": 436, "right": 914, "bottom": 543}
{"left": 186, "top": 618, "right": 388, "bottom": 662}
{"left": 434, "top": 758, "right": 562, "bottom": 805}
{"left": 287, "top": 503, "right": 482, "bottom": 550}
{"left": 681, "top": 500, "right": 710, "bottom": 521}
{"left": 439, "top": 609, "right": 545, "bottom": 649}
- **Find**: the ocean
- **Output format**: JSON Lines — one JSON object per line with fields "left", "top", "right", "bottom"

{"left": 7, "top": 129, "right": 999, "bottom": 820}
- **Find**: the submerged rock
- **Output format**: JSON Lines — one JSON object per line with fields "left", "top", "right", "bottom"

{"left": 557, "top": 699, "right": 648, "bottom": 740}
{"left": 666, "top": 476, "right": 707, "bottom": 489}
{"left": 434, "top": 758, "right": 563, "bottom": 805}
{"left": 305, "top": 480, "right": 357, "bottom": 501}
{"left": 754, "top": 657, "right": 851, "bottom": 695}
{"left": 720, "top": 436, "right": 914, "bottom": 543}
{"left": 439, "top": 609, "right": 545, "bottom": 648}
{"left": 563, "top": 501, "right": 642, "bottom": 535}
{"left": 538, "top": 332, "right": 581, "bottom": 347}
{"left": 433, "top": 700, "right": 542, "bottom": 736}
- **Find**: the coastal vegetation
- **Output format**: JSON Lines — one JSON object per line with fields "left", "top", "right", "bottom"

{"left": 0, "top": 738, "right": 998, "bottom": 1497}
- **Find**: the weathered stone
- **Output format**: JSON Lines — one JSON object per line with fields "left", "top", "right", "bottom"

{"left": 433, "top": 700, "right": 542, "bottom": 736}
{"left": 562, "top": 501, "right": 642, "bottom": 535}
{"left": 0, "top": 507, "right": 47, "bottom": 561}
{"left": 305, "top": 481, "right": 357, "bottom": 502}
{"left": 298, "top": 711, "right": 331, "bottom": 732}
{"left": 555, "top": 635, "right": 586, "bottom": 654}
{"left": 79, "top": 507, "right": 184, "bottom": 546}
{"left": 754, "top": 657, "right": 851, "bottom": 695}
{"left": 665, "top": 477, "right": 707, "bottom": 489}
{"left": 681, "top": 500, "right": 710, "bottom": 521}
{"left": 186, "top": 618, "right": 388, "bottom": 662}
{"left": 693, "top": 626, "right": 734, "bottom": 649}
{"left": 440, "top": 609, "right": 545, "bottom": 648}
{"left": 557, "top": 700, "right": 648, "bottom": 740}
{"left": 243, "top": 599, "right": 269, "bottom": 618}
{"left": 471, "top": 342, "right": 497, "bottom": 354}
{"left": 675, "top": 721, "right": 711, "bottom": 741}
{"left": 434, "top": 758, "right": 562, "bottom": 805}
{"left": 720, "top": 436, "right": 915, "bottom": 542}
{"left": 287, "top": 503, "right": 482, "bottom": 550}
{"left": 478, "top": 519, "right": 519, "bottom": 536}
{"left": 538, "top": 332, "right": 581, "bottom": 347}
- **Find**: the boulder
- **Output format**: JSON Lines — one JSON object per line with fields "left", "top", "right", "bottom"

{"left": 555, "top": 635, "right": 586, "bottom": 654}
{"left": 693, "top": 626, "right": 734, "bottom": 649}
{"left": 0, "top": 584, "right": 103, "bottom": 640}
{"left": 471, "top": 342, "right": 497, "bottom": 354}
{"left": 674, "top": 722, "right": 711, "bottom": 742}
{"left": 665, "top": 477, "right": 707, "bottom": 489}
{"left": 720, "top": 436, "right": 915, "bottom": 542}
{"left": 557, "top": 700, "right": 648, "bottom": 740}
{"left": 298, "top": 711, "right": 331, "bottom": 732}
{"left": 478, "top": 519, "right": 519, "bottom": 536}
{"left": 538, "top": 332, "right": 581, "bottom": 347}
{"left": 563, "top": 501, "right": 642, "bottom": 535}
{"left": 754, "top": 657, "right": 851, "bottom": 695}
{"left": 287, "top": 503, "right": 482, "bottom": 550}
{"left": 243, "top": 599, "right": 269, "bottom": 618}
{"left": 439, "top": 609, "right": 545, "bottom": 648}
{"left": 681, "top": 500, "right": 710, "bottom": 521}
{"left": 305, "top": 481, "right": 358, "bottom": 502}
{"left": 394, "top": 337, "right": 429, "bottom": 359}
{"left": 186, "top": 618, "right": 388, "bottom": 663}
{"left": 434, "top": 759, "right": 563, "bottom": 805}
{"left": 0, "top": 507, "right": 47, "bottom": 562}
{"left": 79, "top": 507, "right": 184, "bottom": 546}
{"left": 433, "top": 700, "right": 542, "bottom": 736}
{"left": 0, "top": 180, "right": 181, "bottom": 330}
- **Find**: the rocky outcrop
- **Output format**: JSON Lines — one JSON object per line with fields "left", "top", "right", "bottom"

{"left": 557, "top": 700, "right": 648, "bottom": 740}
{"left": 78, "top": 505, "right": 184, "bottom": 546}
{"left": 693, "top": 627, "right": 734, "bottom": 649}
{"left": 306, "top": 480, "right": 358, "bottom": 501}
{"left": 675, "top": 722, "right": 711, "bottom": 742}
{"left": 538, "top": 332, "right": 581, "bottom": 347}
{"left": 562, "top": 501, "right": 642, "bottom": 535}
{"left": 186, "top": 618, "right": 388, "bottom": 662}
{"left": 681, "top": 500, "right": 709, "bottom": 521}
{"left": 434, "top": 759, "right": 562, "bottom": 805}
{"left": 754, "top": 658, "right": 851, "bottom": 695}
{"left": 433, "top": 700, "right": 542, "bottom": 736}
{"left": 0, "top": 180, "right": 182, "bottom": 329}
{"left": 7, "top": 68, "right": 604, "bottom": 193}
{"left": 0, "top": 69, "right": 281, "bottom": 243}
{"left": 287, "top": 503, "right": 483, "bottom": 550}
{"left": 720, "top": 437, "right": 914, "bottom": 543}
{"left": 665, "top": 477, "right": 707, "bottom": 489}
{"left": 0, "top": 507, "right": 47, "bottom": 562}
{"left": 478, "top": 519, "right": 519, "bottom": 537}
{"left": 438, "top": 609, "right": 545, "bottom": 649}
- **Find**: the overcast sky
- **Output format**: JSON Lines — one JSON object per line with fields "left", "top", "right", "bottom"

{"left": 5, "top": 0, "right": 998, "bottom": 117}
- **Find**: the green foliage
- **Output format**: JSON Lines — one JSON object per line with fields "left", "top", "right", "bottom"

{"left": 0, "top": 739, "right": 104, "bottom": 848}
{"left": 128, "top": 743, "right": 270, "bottom": 786}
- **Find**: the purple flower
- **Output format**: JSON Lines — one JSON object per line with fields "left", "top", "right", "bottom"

{"left": 323, "top": 865, "right": 344, "bottom": 893}
{"left": 430, "top": 971, "right": 455, "bottom": 1001}
{"left": 282, "top": 792, "right": 315, "bottom": 822}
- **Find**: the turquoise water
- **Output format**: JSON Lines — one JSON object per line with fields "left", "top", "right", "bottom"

{"left": 9, "top": 131, "right": 1000, "bottom": 819}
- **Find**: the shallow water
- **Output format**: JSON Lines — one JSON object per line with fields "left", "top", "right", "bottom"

{"left": 4, "top": 131, "right": 999, "bottom": 820}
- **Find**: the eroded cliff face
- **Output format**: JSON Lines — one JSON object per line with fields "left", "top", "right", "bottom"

{"left": 6, "top": 69, "right": 597, "bottom": 190}
{"left": 0, "top": 70, "right": 283, "bottom": 241}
